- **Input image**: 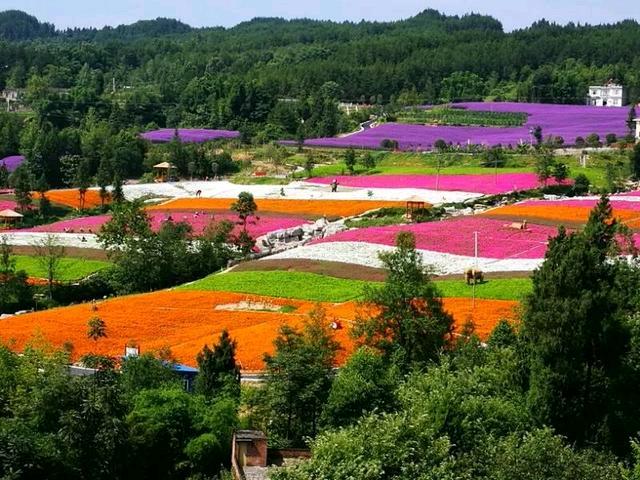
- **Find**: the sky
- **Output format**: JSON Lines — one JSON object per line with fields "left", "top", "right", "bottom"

{"left": 1, "top": 0, "right": 639, "bottom": 32}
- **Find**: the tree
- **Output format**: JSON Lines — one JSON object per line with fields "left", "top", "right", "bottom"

{"left": 111, "top": 173, "right": 124, "bottom": 203}
{"left": 264, "top": 305, "right": 340, "bottom": 446}
{"left": 34, "top": 174, "right": 51, "bottom": 218}
{"left": 354, "top": 231, "right": 454, "bottom": 368}
{"left": 628, "top": 105, "right": 637, "bottom": 133}
{"left": 0, "top": 237, "right": 31, "bottom": 313}
{"left": 120, "top": 353, "right": 180, "bottom": 395}
{"left": 343, "top": 148, "right": 357, "bottom": 174}
{"left": 74, "top": 158, "right": 91, "bottom": 210}
{"left": 360, "top": 152, "right": 376, "bottom": 170}
{"left": 605, "top": 133, "right": 617, "bottom": 146}
{"left": 433, "top": 138, "right": 448, "bottom": 152}
{"left": 532, "top": 125, "right": 543, "bottom": 145}
{"left": 522, "top": 197, "right": 639, "bottom": 449}
{"left": 303, "top": 153, "right": 316, "bottom": 177}
{"left": 87, "top": 316, "right": 107, "bottom": 341}
{"left": 320, "top": 347, "right": 398, "bottom": 429}
{"left": 0, "top": 164, "right": 9, "bottom": 189}
{"left": 196, "top": 330, "right": 241, "bottom": 401}
{"left": 482, "top": 146, "right": 505, "bottom": 168}
{"left": 552, "top": 161, "right": 569, "bottom": 183}
{"left": 11, "top": 165, "right": 32, "bottom": 212}
{"left": 231, "top": 191, "right": 257, "bottom": 232}
{"left": 96, "top": 158, "right": 112, "bottom": 210}
{"left": 32, "top": 234, "right": 65, "bottom": 300}
{"left": 573, "top": 173, "right": 590, "bottom": 195}
{"left": 534, "top": 150, "right": 555, "bottom": 186}
{"left": 586, "top": 133, "right": 601, "bottom": 148}
{"left": 631, "top": 142, "right": 640, "bottom": 180}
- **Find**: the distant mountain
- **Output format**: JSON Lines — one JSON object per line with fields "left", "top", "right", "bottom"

{"left": 65, "top": 17, "right": 193, "bottom": 41}
{"left": 0, "top": 10, "right": 192, "bottom": 42}
{"left": 0, "top": 10, "right": 55, "bottom": 41}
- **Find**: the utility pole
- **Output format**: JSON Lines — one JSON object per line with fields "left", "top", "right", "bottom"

{"left": 112, "top": 77, "right": 116, "bottom": 94}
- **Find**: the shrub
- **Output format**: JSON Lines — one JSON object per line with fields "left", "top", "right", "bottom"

{"left": 605, "top": 133, "right": 617, "bottom": 146}
{"left": 586, "top": 133, "right": 601, "bottom": 148}
{"left": 433, "top": 139, "right": 448, "bottom": 152}
{"left": 380, "top": 139, "right": 399, "bottom": 150}
{"left": 575, "top": 136, "right": 585, "bottom": 148}
{"left": 572, "top": 173, "right": 590, "bottom": 195}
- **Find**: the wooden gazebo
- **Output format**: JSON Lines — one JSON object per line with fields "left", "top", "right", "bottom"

{"left": 0, "top": 209, "right": 23, "bottom": 226}
{"left": 153, "top": 162, "right": 176, "bottom": 182}
{"left": 405, "top": 196, "right": 426, "bottom": 221}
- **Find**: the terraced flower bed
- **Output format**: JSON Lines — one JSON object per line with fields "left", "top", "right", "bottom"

{"left": 0, "top": 290, "right": 517, "bottom": 370}
{"left": 147, "top": 198, "right": 406, "bottom": 219}
{"left": 36, "top": 190, "right": 108, "bottom": 209}
{"left": 301, "top": 102, "right": 627, "bottom": 150}
{"left": 482, "top": 200, "right": 640, "bottom": 229}
{"left": 0, "top": 200, "right": 17, "bottom": 210}
{"left": 183, "top": 270, "right": 532, "bottom": 301}
{"left": 17, "top": 212, "right": 307, "bottom": 237}
{"left": 13, "top": 255, "right": 110, "bottom": 281}
{"left": 140, "top": 128, "right": 240, "bottom": 143}
{"left": 313, "top": 217, "right": 556, "bottom": 259}
{"left": 307, "top": 173, "right": 566, "bottom": 195}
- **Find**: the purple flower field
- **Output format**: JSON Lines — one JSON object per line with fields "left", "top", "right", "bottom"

{"left": 301, "top": 102, "right": 629, "bottom": 150}
{"left": 140, "top": 128, "right": 240, "bottom": 144}
{"left": 0, "top": 155, "right": 25, "bottom": 172}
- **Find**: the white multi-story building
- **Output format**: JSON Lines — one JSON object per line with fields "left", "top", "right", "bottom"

{"left": 587, "top": 83, "right": 627, "bottom": 107}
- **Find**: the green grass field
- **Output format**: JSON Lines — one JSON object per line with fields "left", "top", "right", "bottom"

{"left": 180, "top": 270, "right": 371, "bottom": 302}
{"left": 14, "top": 255, "right": 111, "bottom": 281}
{"left": 179, "top": 270, "right": 532, "bottom": 302}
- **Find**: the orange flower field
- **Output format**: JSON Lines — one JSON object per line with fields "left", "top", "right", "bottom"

{"left": 483, "top": 204, "right": 640, "bottom": 229}
{"left": 147, "top": 198, "right": 408, "bottom": 219}
{"left": 36, "top": 189, "right": 109, "bottom": 209}
{"left": 0, "top": 290, "right": 518, "bottom": 371}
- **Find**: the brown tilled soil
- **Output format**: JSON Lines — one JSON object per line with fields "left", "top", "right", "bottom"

{"left": 10, "top": 245, "right": 109, "bottom": 261}
{"left": 234, "top": 258, "right": 532, "bottom": 282}
{"left": 234, "top": 258, "right": 389, "bottom": 281}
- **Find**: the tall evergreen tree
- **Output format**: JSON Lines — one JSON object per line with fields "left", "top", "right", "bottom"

{"left": 195, "top": 330, "right": 241, "bottom": 401}
{"left": 354, "top": 231, "right": 454, "bottom": 368}
{"left": 522, "top": 196, "right": 639, "bottom": 449}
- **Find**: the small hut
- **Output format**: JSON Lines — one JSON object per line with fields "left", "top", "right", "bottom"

{"left": 0, "top": 209, "right": 23, "bottom": 226}
{"left": 153, "top": 162, "right": 176, "bottom": 182}
{"left": 405, "top": 195, "right": 426, "bottom": 221}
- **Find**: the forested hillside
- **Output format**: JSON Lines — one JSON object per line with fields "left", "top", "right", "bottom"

{"left": 0, "top": 9, "right": 639, "bottom": 186}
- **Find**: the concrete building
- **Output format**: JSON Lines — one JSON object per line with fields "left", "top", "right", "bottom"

{"left": 587, "top": 83, "right": 627, "bottom": 107}
{"left": 635, "top": 118, "right": 640, "bottom": 141}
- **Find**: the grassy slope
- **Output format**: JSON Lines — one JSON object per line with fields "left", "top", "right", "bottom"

{"left": 179, "top": 270, "right": 532, "bottom": 302}
{"left": 307, "top": 151, "right": 618, "bottom": 190}
{"left": 14, "top": 255, "right": 110, "bottom": 281}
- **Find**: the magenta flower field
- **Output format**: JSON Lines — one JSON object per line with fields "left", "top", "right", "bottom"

{"left": 0, "top": 200, "right": 17, "bottom": 211}
{"left": 300, "top": 102, "right": 628, "bottom": 150}
{"left": 307, "top": 173, "right": 567, "bottom": 194}
{"left": 313, "top": 216, "right": 559, "bottom": 259}
{"left": 19, "top": 212, "right": 306, "bottom": 237}
{"left": 140, "top": 128, "right": 240, "bottom": 144}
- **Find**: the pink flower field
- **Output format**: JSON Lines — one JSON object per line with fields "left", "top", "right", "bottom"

{"left": 0, "top": 200, "right": 17, "bottom": 211}
{"left": 17, "top": 212, "right": 307, "bottom": 237}
{"left": 314, "top": 217, "right": 560, "bottom": 259}
{"left": 307, "top": 173, "right": 568, "bottom": 195}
